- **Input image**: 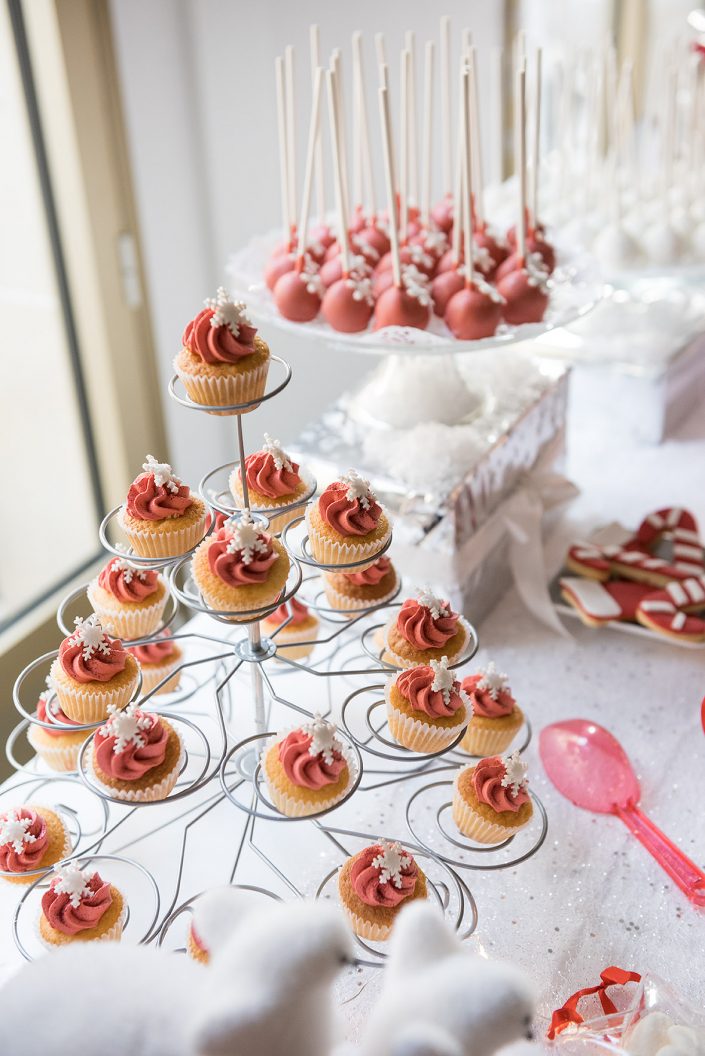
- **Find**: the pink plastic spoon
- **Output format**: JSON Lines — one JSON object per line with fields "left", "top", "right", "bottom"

{"left": 540, "top": 718, "right": 705, "bottom": 907}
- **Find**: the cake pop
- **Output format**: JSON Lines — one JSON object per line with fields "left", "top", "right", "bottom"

{"left": 356, "top": 222, "right": 391, "bottom": 256}
{"left": 431, "top": 194, "right": 454, "bottom": 232}
{"left": 497, "top": 260, "right": 548, "bottom": 324}
{"left": 431, "top": 266, "right": 464, "bottom": 317}
{"left": 374, "top": 281, "right": 431, "bottom": 330}
{"left": 273, "top": 260, "right": 323, "bottom": 321}
{"left": 321, "top": 273, "right": 374, "bottom": 331}
{"left": 445, "top": 277, "right": 504, "bottom": 339}
{"left": 506, "top": 225, "right": 555, "bottom": 273}
{"left": 265, "top": 252, "right": 296, "bottom": 291}
{"left": 319, "top": 252, "right": 371, "bottom": 289}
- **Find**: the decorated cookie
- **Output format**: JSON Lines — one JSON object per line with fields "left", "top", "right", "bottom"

{"left": 560, "top": 577, "right": 655, "bottom": 627}
{"left": 636, "top": 576, "right": 705, "bottom": 643}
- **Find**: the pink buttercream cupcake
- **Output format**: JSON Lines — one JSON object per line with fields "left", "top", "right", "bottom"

{"left": 385, "top": 588, "right": 469, "bottom": 668}
{"left": 261, "top": 596, "right": 320, "bottom": 660}
{"left": 323, "top": 556, "right": 399, "bottom": 613}
{"left": 229, "top": 434, "right": 312, "bottom": 533}
{"left": 0, "top": 806, "right": 70, "bottom": 885}
{"left": 305, "top": 470, "right": 391, "bottom": 568}
{"left": 460, "top": 661, "right": 525, "bottom": 756}
{"left": 118, "top": 456, "right": 208, "bottom": 560}
{"left": 385, "top": 657, "right": 469, "bottom": 753}
{"left": 90, "top": 702, "right": 184, "bottom": 802}
{"left": 127, "top": 630, "right": 183, "bottom": 696}
{"left": 39, "top": 862, "right": 127, "bottom": 946}
{"left": 452, "top": 751, "right": 533, "bottom": 844}
{"left": 49, "top": 614, "right": 140, "bottom": 724}
{"left": 27, "top": 688, "right": 90, "bottom": 772}
{"left": 262, "top": 715, "right": 355, "bottom": 817}
{"left": 87, "top": 556, "right": 168, "bottom": 639}
{"left": 338, "top": 840, "right": 428, "bottom": 941}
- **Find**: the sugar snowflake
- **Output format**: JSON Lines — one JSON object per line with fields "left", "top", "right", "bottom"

{"left": 262, "top": 434, "right": 293, "bottom": 472}
{"left": 341, "top": 469, "right": 373, "bottom": 510}
{"left": 350, "top": 235, "right": 380, "bottom": 264}
{"left": 306, "top": 713, "right": 343, "bottom": 765}
{"left": 402, "top": 264, "right": 432, "bottom": 307}
{"left": 226, "top": 509, "right": 271, "bottom": 565}
{"left": 205, "top": 287, "right": 252, "bottom": 336}
{"left": 416, "top": 588, "right": 449, "bottom": 620}
{"left": 111, "top": 556, "right": 149, "bottom": 585}
{"left": 0, "top": 811, "right": 36, "bottom": 854}
{"left": 371, "top": 840, "right": 412, "bottom": 888}
{"left": 51, "top": 862, "right": 92, "bottom": 909}
{"left": 501, "top": 750, "right": 529, "bottom": 797}
{"left": 525, "top": 253, "right": 550, "bottom": 291}
{"left": 143, "top": 455, "right": 181, "bottom": 494}
{"left": 70, "top": 614, "right": 110, "bottom": 662}
{"left": 100, "top": 702, "right": 153, "bottom": 755}
{"left": 424, "top": 229, "right": 448, "bottom": 255}
{"left": 429, "top": 656, "right": 456, "bottom": 706}
{"left": 346, "top": 274, "right": 374, "bottom": 307}
{"left": 299, "top": 258, "right": 324, "bottom": 297}
{"left": 477, "top": 661, "right": 509, "bottom": 700}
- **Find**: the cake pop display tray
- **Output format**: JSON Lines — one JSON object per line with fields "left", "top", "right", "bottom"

{"left": 227, "top": 229, "right": 603, "bottom": 356}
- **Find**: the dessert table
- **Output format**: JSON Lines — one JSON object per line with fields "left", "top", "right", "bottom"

{"left": 1, "top": 396, "right": 703, "bottom": 1047}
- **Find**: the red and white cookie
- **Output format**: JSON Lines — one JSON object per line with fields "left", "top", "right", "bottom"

{"left": 633, "top": 508, "right": 705, "bottom": 575}
{"left": 560, "top": 577, "right": 654, "bottom": 627}
{"left": 636, "top": 576, "right": 705, "bottom": 643}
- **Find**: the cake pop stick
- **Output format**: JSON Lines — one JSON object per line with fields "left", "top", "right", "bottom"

{"left": 296, "top": 67, "right": 324, "bottom": 263}
{"left": 491, "top": 47, "right": 504, "bottom": 183}
{"left": 440, "top": 15, "right": 452, "bottom": 195}
{"left": 461, "top": 66, "right": 475, "bottom": 278}
{"left": 310, "top": 25, "right": 326, "bottom": 225}
{"left": 375, "top": 33, "right": 387, "bottom": 73}
{"left": 327, "top": 65, "right": 351, "bottom": 276}
{"left": 285, "top": 46, "right": 297, "bottom": 227}
{"left": 331, "top": 49, "right": 350, "bottom": 224}
{"left": 469, "top": 47, "right": 484, "bottom": 230}
{"left": 378, "top": 85, "right": 401, "bottom": 288}
{"left": 421, "top": 40, "right": 434, "bottom": 227}
{"left": 352, "top": 31, "right": 376, "bottom": 218}
{"left": 530, "top": 48, "right": 542, "bottom": 231}
{"left": 275, "top": 56, "right": 292, "bottom": 241}
{"left": 516, "top": 64, "right": 527, "bottom": 263}
{"left": 405, "top": 30, "right": 418, "bottom": 207}
{"left": 399, "top": 48, "right": 410, "bottom": 239}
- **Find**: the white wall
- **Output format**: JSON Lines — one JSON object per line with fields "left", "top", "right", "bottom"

{"left": 109, "top": 0, "right": 504, "bottom": 485}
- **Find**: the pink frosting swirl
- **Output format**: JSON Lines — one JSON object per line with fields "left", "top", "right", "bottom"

{"left": 243, "top": 450, "right": 301, "bottom": 498}
{"left": 462, "top": 674, "right": 515, "bottom": 718}
{"left": 318, "top": 481, "right": 382, "bottom": 537}
{"left": 277, "top": 729, "right": 346, "bottom": 790}
{"left": 126, "top": 472, "right": 192, "bottom": 522}
{"left": 207, "top": 526, "right": 278, "bottom": 587}
{"left": 41, "top": 873, "right": 113, "bottom": 935}
{"left": 472, "top": 756, "right": 529, "bottom": 813}
{"left": 0, "top": 808, "right": 49, "bottom": 873}
{"left": 94, "top": 710, "right": 169, "bottom": 781}
{"left": 127, "top": 630, "right": 178, "bottom": 665}
{"left": 265, "top": 597, "right": 310, "bottom": 627}
{"left": 97, "top": 559, "right": 160, "bottom": 602}
{"left": 342, "top": 557, "right": 392, "bottom": 585}
{"left": 396, "top": 666, "right": 465, "bottom": 718}
{"left": 396, "top": 598, "right": 459, "bottom": 649}
{"left": 36, "top": 695, "right": 82, "bottom": 737}
{"left": 182, "top": 306, "right": 258, "bottom": 364}
{"left": 58, "top": 632, "right": 128, "bottom": 685}
{"left": 349, "top": 845, "right": 418, "bottom": 907}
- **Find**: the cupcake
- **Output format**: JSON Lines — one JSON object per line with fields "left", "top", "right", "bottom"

{"left": 49, "top": 614, "right": 140, "bottom": 724}
{"left": 338, "top": 840, "right": 427, "bottom": 941}
{"left": 91, "top": 702, "right": 184, "bottom": 802}
{"left": 39, "top": 862, "right": 127, "bottom": 946}
{"left": 305, "top": 470, "right": 391, "bottom": 568}
{"left": 385, "top": 657, "right": 469, "bottom": 753}
{"left": 460, "top": 661, "right": 524, "bottom": 756}
{"left": 385, "top": 588, "right": 469, "bottom": 668}
{"left": 229, "top": 434, "right": 311, "bottom": 533}
{"left": 262, "top": 714, "right": 354, "bottom": 817}
{"left": 87, "top": 556, "right": 168, "bottom": 639}
{"left": 323, "top": 556, "right": 399, "bottom": 614}
{"left": 191, "top": 510, "right": 290, "bottom": 621}
{"left": 27, "top": 686, "right": 90, "bottom": 772}
{"left": 127, "top": 630, "right": 183, "bottom": 695}
{"left": 452, "top": 751, "right": 533, "bottom": 844}
{"left": 118, "top": 455, "right": 208, "bottom": 560}
{"left": 174, "top": 288, "right": 270, "bottom": 414}
{"left": 0, "top": 806, "right": 70, "bottom": 885}
{"left": 261, "top": 597, "right": 320, "bottom": 660}
{"left": 187, "top": 920, "right": 210, "bottom": 964}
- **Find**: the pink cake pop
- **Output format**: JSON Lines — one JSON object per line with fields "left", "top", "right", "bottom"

{"left": 265, "top": 252, "right": 295, "bottom": 291}
{"left": 431, "top": 193, "right": 454, "bottom": 232}
{"left": 356, "top": 222, "right": 391, "bottom": 256}
{"left": 374, "top": 282, "right": 431, "bottom": 330}
{"left": 496, "top": 263, "right": 548, "bottom": 324}
{"left": 319, "top": 252, "right": 372, "bottom": 288}
{"left": 321, "top": 272, "right": 374, "bottom": 331}
{"left": 505, "top": 224, "right": 555, "bottom": 273}
{"left": 308, "top": 222, "right": 336, "bottom": 250}
{"left": 445, "top": 278, "right": 502, "bottom": 339}
{"left": 431, "top": 266, "right": 464, "bottom": 316}
{"left": 274, "top": 260, "right": 323, "bottom": 321}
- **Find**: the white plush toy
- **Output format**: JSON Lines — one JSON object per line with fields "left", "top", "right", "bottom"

{"left": 0, "top": 891, "right": 353, "bottom": 1056}
{"left": 361, "top": 903, "right": 536, "bottom": 1056}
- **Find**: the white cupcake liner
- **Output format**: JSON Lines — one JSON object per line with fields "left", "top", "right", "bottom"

{"left": 26, "top": 727, "right": 86, "bottom": 772}
{"left": 451, "top": 772, "right": 523, "bottom": 844}
{"left": 174, "top": 355, "right": 269, "bottom": 416}
{"left": 86, "top": 581, "right": 168, "bottom": 639}
{"left": 90, "top": 735, "right": 185, "bottom": 803}
{"left": 136, "top": 657, "right": 182, "bottom": 696}
{"left": 383, "top": 617, "right": 471, "bottom": 670}
{"left": 50, "top": 659, "right": 140, "bottom": 724}
{"left": 305, "top": 505, "right": 391, "bottom": 568}
{"left": 38, "top": 900, "right": 128, "bottom": 948}
{"left": 341, "top": 904, "right": 393, "bottom": 942}
{"left": 261, "top": 736, "right": 357, "bottom": 817}
{"left": 384, "top": 683, "right": 465, "bottom": 754}
{"left": 459, "top": 720, "right": 520, "bottom": 757}
{"left": 323, "top": 572, "right": 399, "bottom": 614}
{"left": 118, "top": 505, "right": 208, "bottom": 560}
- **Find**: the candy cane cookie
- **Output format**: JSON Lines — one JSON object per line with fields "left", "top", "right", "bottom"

{"left": 559, "top": 577, "right": 653, "bottom": 628}
{"left": 636, "top": 576, "right": 705, "bottom": 643}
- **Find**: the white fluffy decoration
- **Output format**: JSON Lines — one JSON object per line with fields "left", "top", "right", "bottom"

{"left": 362, "top": 423, "right": 486, "bottom": 498}
{"left": 0, "top": 895, "right": 352, "bottom": 1056}
{"left": 361, "top": 903, "right": 535, "bottom": 1056}
{"left": 625, "top": 1012, "right": 705, "bottom": 1056}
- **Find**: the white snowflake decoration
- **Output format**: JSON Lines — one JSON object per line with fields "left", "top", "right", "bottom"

{"left": 226, "top": 509, "right": 271, "bottom": 566}
{"left": 0, "top": 811, "right": 36, "bottom": 854}
{"left": 51, "top": 862, "right": 92, "bottom": 909}
{"left": 205, "top": 287, "right": 252, "bottom": 336}
{"left": 299, "top": 257, "right": 324, "bottom": 297}
{"left": 416, "top": 587, "right": 450, "bottom": 620}
{"left": 142, "top": 455, "right": 181, "bottom": 494}
{"left": 348, "top": 253, "right": 373, "bottom": 277}
{"left": 473, "top": 243, "right": 494, "bottom": 274}
{"left": 70, "top": 614, "right": 110, "bottom": 662}
{"left": 477, "top": 661, "right": 510, "bottom": 700}
{"left": 525, "top": 252, "right": 550, "bottom": 291}
{"left": 262, "top": 433, "right": 293, "bottom": 472}
{"left": 305, "top": 713, "right": 343, "bottom": 766}
{"left": 371, "top": 840, "right": 412, "bottom": 888}
{"left": 346, "top": 274, "right": 374, "bottom": 307}
{"left": 110, "top": 555, "right": 149, "bottom": 585}
{"left": 100, "top": 702, "right": 153, "bottom": 755}
{"left": 306, "top": 238, "right": 325, "bottom": 259}
{"left": 351, "top": 235, "right": 380, "bottom": 264}
{"left": 429, "top": 656, "right": 462, "bottom": 707}
{"left": 501, "top": 750, "right": 529, "bottom": 797}
{"left": 402, "top": 264, "right": 432, "bottom": 307}
{"left": 424, "top": 229, "right": 448, "bottom": 255}
{"left": 341, "top": 469, "right": 374, "bottom": 510}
